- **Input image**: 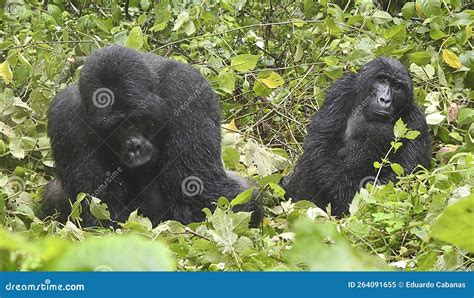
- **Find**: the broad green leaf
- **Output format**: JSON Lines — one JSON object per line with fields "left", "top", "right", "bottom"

{"left": 401, "top": 2, "right": 416, "bottom": 19}
{"left": 390, "top": 163, "right": 404, "bottom": 176}
{"left": 394, "top": 118, "right": 407, "bottom": 138}
{"left": 384, "top": 24, "right": 406, "bottom": 44}
{"left": 294, "top": 42, "right": 304, "bottom": 62}
{"left": 416, "top": 0, "right": 442, "bottom": 18}
{"left": 372, "top": 10, "right": 392, "bottom": 25}
{"left": 222, "top": 147, "right": 240, "bottom": 169}
{"left": 442, "top": 49, "right": 462, "bottom": 69}
{"left": 9, "top": 138, "right": 24, "bottom": 159}
{"left": 89, "top": 197, "right": 111, "bottom": 220}
{"left": 217, "top": 68, "right": 235, "bottom": 94}
{"left": 284, "top": 218, "right": 384, "bottom": 270}
{"left": 429, "top": 29, "right": 447, "bottom": 40}
{"left": 253, "top": 79, "right": 272, "bottom": 97}
{"left": 45, "top": 235, "right": 176, "bottom": 270}
{"left": 125, "top": 27, "right": 144, "bottom": 49}
{"left": 0, "top": 61, "right": 13, "bottom": 84}
{"left": 426, "top": 112, "right": 446, "bottom": 125}
{"left": 408, "top": 51, "right": 431, "bottom": 66}
{"left": 405, "top": 130, "right": 421, "bottom": 140}
{"left": 184, "top": 21, "right": 196, "bottom": 36}
{"left": 431, "top": 196, "right": 474, "bottom": 253}
{"left": 70, "top": 193, "right": 87, "bottom": 221}
{"left": 173, "top": 11, "right": 189, "bottom": 31}
{"left": 230, "top": 187, "right": 254, "bottom": 207}
{"left": 231, "top": 54, "right": 259, "bottom": 72}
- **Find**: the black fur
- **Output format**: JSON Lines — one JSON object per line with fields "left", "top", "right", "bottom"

{"left": 42, "top": 45, "right": 261, "bottom": 226}
{"left": 283, "top": 57, "right": 431, "bottom": 216}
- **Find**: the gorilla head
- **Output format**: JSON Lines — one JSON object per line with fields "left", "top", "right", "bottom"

{"left": 355, "top": 57, "right": 413, "bottom": 122}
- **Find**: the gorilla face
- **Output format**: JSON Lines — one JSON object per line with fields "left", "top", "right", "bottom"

{"left": 356, "top": 58, "right": 413, "bottom": 123}
{"left": 112, "top": 124, "right": 155, "bottom": 168}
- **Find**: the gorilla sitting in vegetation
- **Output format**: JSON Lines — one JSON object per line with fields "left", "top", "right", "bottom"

{"left": 42, "top": 45, "right": 261, "bottom": 227}
{"left": 283, "top": 57, "right": 431, "bottom": 217}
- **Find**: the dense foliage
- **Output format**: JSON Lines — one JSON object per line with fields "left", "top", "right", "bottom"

{"left": 0, "top": 0, "right": 472, "bottom": 271}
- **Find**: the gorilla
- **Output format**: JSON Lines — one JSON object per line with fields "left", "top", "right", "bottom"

{"left": 42, "top": 45, "right": 261, "bottom": 227}
{"left": 282, "top": 57, "right": 431, "bottom": 217}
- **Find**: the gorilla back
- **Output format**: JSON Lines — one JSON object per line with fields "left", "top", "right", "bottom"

{"left": 42, "top": 46, "right": 261, "bottom": 226}
{"left": 283, "top": 57, "right": 431, "bottom": 217}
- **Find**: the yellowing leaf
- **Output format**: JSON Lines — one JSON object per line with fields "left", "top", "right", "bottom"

{"left": 228, "top": 119, "right": 239, "bottom": 131}
{"left": 0, "top": 61, "right": 13, "bottom": 84}
{"left": 260, "top": 72, "right": 284, "bottom": 89}
{"left": 292, "top": 19, "right": 305, "bottom": 27}
{"left": 442, "top": 49, "right": 462, "bottom": 69}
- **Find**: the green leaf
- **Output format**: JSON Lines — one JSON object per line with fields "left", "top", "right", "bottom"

{"left": 394, "top": 118, "right": 407, "bottom": 138}
{"left": 372, "top": 10, "right": 392, "bottom": 25}
{"left": 45, "top": 235, "right": 176, "bottom": 270}
{"left": 222, "top": 147, "right": 240, "bottom": 169}
{"left": 390, "top": 163, "right": 404, "bottom": 176}
{"left": 405, "top": 130, "right": 421, "bottom": 140}
{"left": 258, "top": 173, "right": 283, "bottom": 187}
{"left": 184, "top": 21, "right": 196, "bottom": 36}
{"left": 217, "top": 68, "right": 235, "bottom": 94}
{"left": 125, "top": 27, "right": 144, "bottom": 50}
{"left": 230, "top": 187, "right": 254, "bottom": 207}
{"left": 426, "top": 112, "right": 446, "bottom": 125}
{"left": 284, "top": 218, "right": 384, "bottom": 270}
{"left": 401, "top": 2, "right": 416, "bottom": 19}
{"left": 431, "top": 196, "right": 474, "bottom": 253}
{"left": 70, "top": 193, "right": 87, "bottom": 221}
{"left": 89, "top": 197, "right": 111, "bottom": 220}
{"left": 173, "top": 11, "right": 189, "bottom": 31}
{"left": 9, "top": 138, "right": 25, "bottom": 159}
{"left": 416, "top": 0, "right": 442, "bottom": 18}
{"left": 324, "top": 64, "right": 343, "bottom": 80}
{"left": 408, "top": 51, "right": 432, "bottom": 66}
{"left": 231, "top": 54, "right": 259, "bottom": 72}
{"left": 0, "top": 61, "right": 13, "bottom": 84}
{"left": 384, "top": 24, "right": 406, "bottom": 44}
{"left": 253, "top": 79, "right": 272, "bottom": 97}
{"left": 429, "top": 29, "right": 447, "bottom": 40}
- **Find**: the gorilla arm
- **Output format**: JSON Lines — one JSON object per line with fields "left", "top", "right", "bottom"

{"left": 45, "top": 86, "right": 130, "bottom": 225}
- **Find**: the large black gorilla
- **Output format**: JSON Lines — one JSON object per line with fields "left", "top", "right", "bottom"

{"left": 42, "top": 45, "right": 261, "bottom": 226}
{"left": 283, "top": 57, "right": 431, "bottom": 217}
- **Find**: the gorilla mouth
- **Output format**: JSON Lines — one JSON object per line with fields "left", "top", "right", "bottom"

{"left": 373, "top": 110, "right": 391, "bottom": 118}
{"left": 122, "top": 147, "right": 153, "bottom": 168}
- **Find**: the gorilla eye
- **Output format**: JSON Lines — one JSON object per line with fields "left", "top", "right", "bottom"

{"left": 393, "top": 82, "right": 403, "bottom": 90}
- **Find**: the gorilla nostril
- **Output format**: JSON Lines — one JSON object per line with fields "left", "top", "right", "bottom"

{"left": 127, "top": 139, "right": 143, "bottom": 152}
{"left": 379, "top": 97, "right": 391, "bottom": 105}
